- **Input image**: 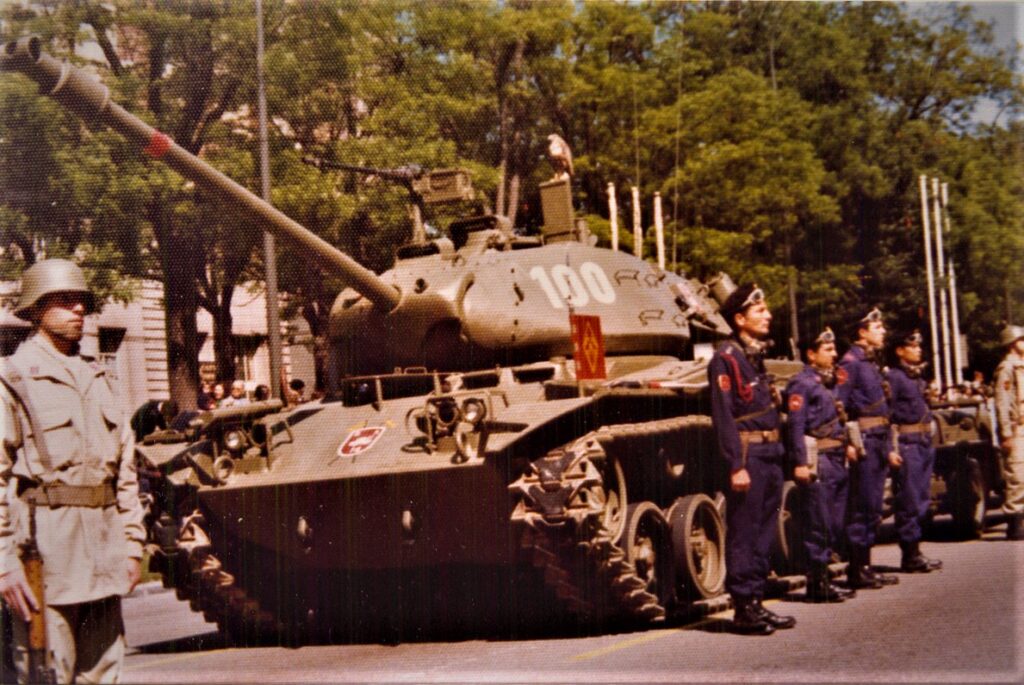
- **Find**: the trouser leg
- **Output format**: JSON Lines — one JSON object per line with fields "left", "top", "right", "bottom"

{"left": 12, "top": 604, "right": 76, "bottom": 684}
{"left": 73, "top": 596, "right": 125, "bottom": 684}
{"left": 12, "top": 597, "right": 125, "bottom": 685}
{"left": 846, "top": 433, "right": 888, "bottom": 551}
{"left": 1002, "top": 431, "right": 1024, "bottom": 516}
{"left": 725, "top": 453, "right": 782, "bottom": 601}
{"left": 820, "top": 451, "right": 849, "bottom": 556}
{"left": 802, "top": 479, "right": 830, "bottom": 566}
{"left": 752, "top": 456, "right": 783, "bottom": 599}
{"left": 894, "top": 440, "right": 934, "bottom": 545}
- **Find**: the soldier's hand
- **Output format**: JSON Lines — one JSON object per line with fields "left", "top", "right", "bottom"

{"left": 888, "top": 451, "right": 903, "bottom": 469}
{"left": 0, "top": 566, "right": 39, "bottom": 622}
{"left": 793, "top": 465, "right": 812, "bottom": 485}
{"left": 731, "top": 468, "right": 751, "bottom": 493}
{"left": 126, "top": 558, "right": 142, "bottom": 593}
{"left": 846, "top": 445, "right": 858, "bottom": 463}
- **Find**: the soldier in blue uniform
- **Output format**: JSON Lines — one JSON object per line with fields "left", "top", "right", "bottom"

{"left": 887, "top": 330, "right": 943, "bottom": 572}
{"left": 709, "top": 284, "right": 795, "bottom": 635}
{"left": 784, "top": 327, "right": 857, "bottom": 602}
{"left": 836, "top": 308, "right": 900, "bottom": 589}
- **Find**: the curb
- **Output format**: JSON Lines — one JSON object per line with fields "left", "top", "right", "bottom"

{"left": 127, "top": 580, "right": 172, "bottom": 599}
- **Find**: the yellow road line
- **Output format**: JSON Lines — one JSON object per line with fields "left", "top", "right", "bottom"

{"left": 571, "top": 628, "right": 679, "bottom": 661}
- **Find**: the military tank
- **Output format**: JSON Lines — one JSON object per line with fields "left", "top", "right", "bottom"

{"left": 3, "top": 36, "right": 745, "bottom": 641}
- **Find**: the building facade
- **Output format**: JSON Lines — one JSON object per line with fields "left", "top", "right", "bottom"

{"left": 0, "top": 279, "right": 316, "bottom": 412}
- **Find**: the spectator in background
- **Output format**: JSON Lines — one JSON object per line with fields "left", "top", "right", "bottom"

{"left": 254, "top": 384, "right": 270, "bottom": 402}
{"left": 222, "top": 380, "right": 250, "bottom": 407}
{"left": 289, "top": 378, "right": 307, "bottom": 405}
{"left": 212, "top": 382, "right": 226, "bottom": 408}
{"left": 197, "top": 380, "right": 215, "bottom": 410}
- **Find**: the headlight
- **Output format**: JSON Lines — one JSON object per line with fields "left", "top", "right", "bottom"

{"left": 434, "top": 398, "right": 460, "bottom": 428}
{"left": 224, "top": 429, "right": 246, "bottom": 453}
{"left": 461, "top": 398, "right": 487, "bottom": 425}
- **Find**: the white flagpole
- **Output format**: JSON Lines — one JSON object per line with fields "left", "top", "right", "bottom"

{"left": 942, "top": 182, "right": 964, "bottom": 385}
{"left": 631, "top": 186, "right": 643, "bottom": 258}
{"left": 932, "top": 177, "right": 952, "bottom": 390}
{"left": 607, "top": 182, "right": 619, "bottom": 252}
{"left": 919, "top": 175, "right": 942, "bottom": 389}
{"left": 653, "top": 192, "right": 665, "bottom": 270}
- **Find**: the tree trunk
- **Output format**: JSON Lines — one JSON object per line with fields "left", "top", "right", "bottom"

{"left": 160, "top": 232, "right": 201, "bottom": 410}
{"left": 506, "top": 173, "right": 521, "bottom": 227}
{"left": 212, "top": 284, "right": 238, "bottom": 384}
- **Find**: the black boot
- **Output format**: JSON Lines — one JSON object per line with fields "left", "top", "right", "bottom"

{"left": 845, "top": 546, "right": 883, "bottom": 590}
{"left": 751, "top": 597, "right": 796, "bottom": 629}
{"left": 860, "top": 548, "right": 901, "bottom": 585}
{"left": 833, "top": 583, "right": 856, "bottom": 600}
{"left": 1008, "top": 514, "right": 1024, "bottom": 541}
{"left": 805, "top": 565, "right": 844, "bottom": 603}
{"left": 900, "top": 541, "right": 943, "bottom": 572}
{"left": 731, "top": 596, "right": 775, "bottom": 635}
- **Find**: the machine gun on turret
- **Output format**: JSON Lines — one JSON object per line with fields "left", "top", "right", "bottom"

{"left": 302, "top": 156, "right": 474, "bottom": 244}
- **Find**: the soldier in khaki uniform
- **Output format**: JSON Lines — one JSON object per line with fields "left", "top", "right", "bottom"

{"left": 995, "top": 324, "right": 1024, "bottom": 540}
{"left": 0, "top": 259, "right": 145, "bottom": 683}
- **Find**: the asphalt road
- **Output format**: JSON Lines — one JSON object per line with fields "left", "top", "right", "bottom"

{"left": 119, "top": 519, "right": 1023, "bottom": 684}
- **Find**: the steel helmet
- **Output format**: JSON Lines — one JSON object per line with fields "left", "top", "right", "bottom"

{"left": 1000, "top": 324, "right": 1024, "bottom": 348}
{"left": 14, "top": 258, "right": 95, "bottom": 320}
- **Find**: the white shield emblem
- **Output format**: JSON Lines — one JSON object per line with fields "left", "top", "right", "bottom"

{"left": 337, "top": 427, "right": 385, "bottom": 458}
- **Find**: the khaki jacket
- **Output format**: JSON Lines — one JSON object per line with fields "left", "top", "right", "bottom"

{"left": 994, "top": 351, "right": 1024, "bottom": 441}
{"left": 0, "top": 334, "right": 145, "bottom": 605}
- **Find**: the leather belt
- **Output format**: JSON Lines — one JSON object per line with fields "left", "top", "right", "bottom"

{"left": 897, "top": 422, "right": 932, "bottom": 435}
{"left": 739, "top": 429, "right": 780, "bottom": 444}
{"left": 857, "top": 416, "right": 889, "bottom": 430}
{"left": 19, "top": 482, "right": 116, "bottom": 509}
{"left": 816, "top": 437, "right": 845, "bottom": 451}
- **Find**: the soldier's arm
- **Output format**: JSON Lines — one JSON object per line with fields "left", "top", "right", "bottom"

{"left": 993, "top": 363, "right": 1013, "bottom": 441}
{"left": 115, "top": 418, "right": 145, "bottom": 561}
{"left": 835, "top": 360, "right": 857, "bottom": 413}
{"left": 783, "top": 382, "right": 809, "bottom": 467}
{"left": 708, "top": 355, "right": 742, "bottom": 473}
{"left": 0, "top": 385, "right": 38, "bottom": 620}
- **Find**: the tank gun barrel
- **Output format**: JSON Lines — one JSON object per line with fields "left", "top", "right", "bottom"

{"left": 1, "top": 37, "right": 400, "bottom": 312}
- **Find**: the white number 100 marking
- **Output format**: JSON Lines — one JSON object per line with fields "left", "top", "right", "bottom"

{"left": 528, "top": 262, "right": 616, "bottom": 309}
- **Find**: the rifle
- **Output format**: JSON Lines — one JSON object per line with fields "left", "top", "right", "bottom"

{"left": 20, "top": 497, "right": 56, "bottom": 684}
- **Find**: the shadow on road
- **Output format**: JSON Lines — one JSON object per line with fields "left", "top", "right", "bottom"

{"left": 135, "top": 630, "right": 228, "bottom": 654}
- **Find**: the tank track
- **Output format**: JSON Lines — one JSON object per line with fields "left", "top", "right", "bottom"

{"left": 152, "top": 509, "right": 280, "bottom": 642}
{"left": 508, "top": 433, "right": 666, "bottom": 624}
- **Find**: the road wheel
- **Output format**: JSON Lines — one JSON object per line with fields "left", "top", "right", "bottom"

{"left": 666, "top": 494, "right": 726, "bottom": 600}
{"left": 770, "top": 480, "right": 808, "bottom": 576}
{"left": 617, "top": 502, "right": 675, "bottom": 611}
{"left": 949, "top": 454, "right": 986, "bottom": 540}
{"left": 599, "top": 456, "right": 628, "bottom": 542}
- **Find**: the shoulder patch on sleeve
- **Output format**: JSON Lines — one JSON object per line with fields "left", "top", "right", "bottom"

{"left": 718, "top": 374, "right": 731, "bottom": 392}
{"left": 788, "top": 394, "right": 804, "bottom": 412}
{"left": 836, "top": 367, "right": 849, "bottom": 385}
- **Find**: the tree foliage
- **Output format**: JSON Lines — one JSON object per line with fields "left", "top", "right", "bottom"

{"left": 1, "top": 0, "right": 1020, "bottom": 395}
